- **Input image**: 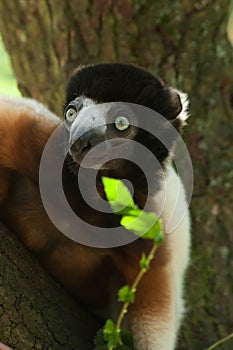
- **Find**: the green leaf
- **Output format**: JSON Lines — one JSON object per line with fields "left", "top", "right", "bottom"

{"left": 104, "top": 319, "right": 116, "bottom": 334}
{"left": 102, "top": 177, "right": 136, "bottom": 214}
{"left": 102, "top": 177, "right": 163, "bottom": 244}
{"left": 139, "top": 252, "right": 150, "bottom": 271}
{"left": 93, "top": 329, "right": 106, "bottom": 346}
{"left": 120, "top": 211, "right": 157, "bottom": 235}
{"left": 103, "top": 319, "right": 121, "bottom": 348}
{"left": 120, "top": 213, "right": 147, "bottom": 235}
{"left": 142, "top": 219, "right": 164, "bottom": 244}
{"left": 154, "top": 231, "right": 164, "bottom": 245}
{"left": 118, "top": 285, "right": 135, "bottom": 303}
{"left": 118, "top": 206, "right": 142, "bottom": 217}
{"left": 93, "top": 328, "right": 134, "bottom": 350}
{"left": 121, "top": 329, "right": 134, "bottom": 349}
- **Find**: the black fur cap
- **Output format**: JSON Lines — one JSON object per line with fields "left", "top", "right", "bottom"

{"left": 65, "top": 63, "right": 182, "bottom": 121}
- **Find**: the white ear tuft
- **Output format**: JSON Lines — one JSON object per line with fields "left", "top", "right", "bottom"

{"left": 174, "top": 89, "right": 190, "bottom": 121}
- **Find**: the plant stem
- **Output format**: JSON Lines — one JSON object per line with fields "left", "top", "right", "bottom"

{"left": 205, "top": 332, "right": 233, "bottom": 350}
{"left": 109, "top": 242, "right": 158, "bottom": 350}
{"left": 131, "top": 243, "right": 158, "bottom": 294}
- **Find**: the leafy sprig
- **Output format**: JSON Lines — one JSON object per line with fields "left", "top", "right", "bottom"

{"left": 93, "top": 177, "right": 233, "bottom": 350}
{"left": 93, "top": 177, "right": 164, "bottom": 350}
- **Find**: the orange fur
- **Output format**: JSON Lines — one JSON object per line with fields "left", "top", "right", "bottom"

{"left": 0, "top": 95, "right": 190, "bottom": 350}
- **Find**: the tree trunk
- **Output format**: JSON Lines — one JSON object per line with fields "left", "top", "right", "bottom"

{"left": 0, "top": 1, "right": 232, "bottom": 349}
{"left": 0, "top": 222, "right": 99, "bottom": 350}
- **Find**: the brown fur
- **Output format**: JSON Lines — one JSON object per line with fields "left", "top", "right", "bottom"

{"left": 0, "top": 95, "right": 171, "bottom": 306}
{"left": 0, "top": 81, "right": 190, "bottom": 350}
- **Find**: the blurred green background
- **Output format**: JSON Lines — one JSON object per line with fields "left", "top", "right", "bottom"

{"left": 0, "top": 36, "right": 20, "bottom": 96}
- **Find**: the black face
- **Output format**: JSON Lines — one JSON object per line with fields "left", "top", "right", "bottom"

{"left": 63, "top": 63, "right": 184, "bottom": 195}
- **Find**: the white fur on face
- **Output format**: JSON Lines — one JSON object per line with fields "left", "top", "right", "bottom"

{"left": 174, "top": 89, "right": 190, "bottom": 122}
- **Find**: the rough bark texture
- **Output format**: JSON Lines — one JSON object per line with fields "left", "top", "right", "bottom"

{"left": 0, "top": 0, "right": 232, "bottom": 349}
{"left": 0, "top": 222, "right": 99, "bottom": 350}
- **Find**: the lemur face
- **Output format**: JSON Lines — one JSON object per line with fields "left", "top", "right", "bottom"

{"left": 64, "top": 97, "right": 138, "bottom": 170}
{"left": 63, "top": 63, "right": 187, "bottom": 192}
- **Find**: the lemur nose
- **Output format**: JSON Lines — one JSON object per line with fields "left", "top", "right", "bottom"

{"left": 70, "top": 128, "right": 106, "bottom": 157}
{"left": 70, "top": 136, "right": 91, "bottom": 155}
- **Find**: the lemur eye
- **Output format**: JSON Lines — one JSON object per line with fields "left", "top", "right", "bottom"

{"left": 65, "top": 107, "right": 77, "bottom": 122}
{"left": 114, "top": 116, "right": 130, "bottom": 131}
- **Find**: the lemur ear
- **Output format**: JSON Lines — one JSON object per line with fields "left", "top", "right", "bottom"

{"left": 172, "top": 89, "right": 190, "bottom": 124}
{"left": 173, "top": 89, "right": 189, "bottom": 125}
{"left": 157, "top": 82, "right": 189, "bottom": 125}
{"left": 163, "top": 87, "right": 189, "bottom": 134}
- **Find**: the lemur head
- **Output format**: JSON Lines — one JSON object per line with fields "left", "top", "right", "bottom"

{"left": 63, "top": 63, "right": 188, "bottom": 194}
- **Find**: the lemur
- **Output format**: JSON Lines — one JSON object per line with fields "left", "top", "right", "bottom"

{"left": 0, "top": 63, "right": 191, "bottom": 350}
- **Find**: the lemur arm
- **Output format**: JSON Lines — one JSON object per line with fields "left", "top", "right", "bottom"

{"left": 0, "top": 95, "right": 60, "bottom": 180}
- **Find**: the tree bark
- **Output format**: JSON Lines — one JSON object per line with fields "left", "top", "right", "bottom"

{"left": 0, "top": 0, "right": 233, "bottom": 349}
{"left": 0, "top": 222, "right": 99, "bottom": 350}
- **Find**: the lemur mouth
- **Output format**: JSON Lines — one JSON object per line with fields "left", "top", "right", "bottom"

{"left": 70, "top": 138, "right": 133, "bottom": 170}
